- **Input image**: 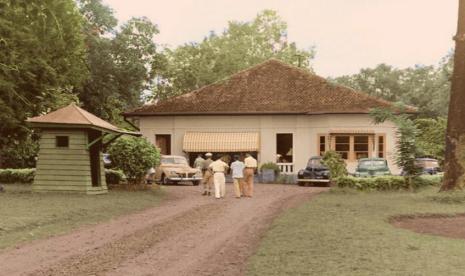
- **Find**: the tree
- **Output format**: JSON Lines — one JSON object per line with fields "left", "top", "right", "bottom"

{"left": 0, "top": 0, "right": 87, "bottom": 167}
{"left": 371, "top": 107, "right": 420, "bottom": 187}
{"left": 441, "top": 0, "right": 465, "bottom": 191}
{"left": 152, "top": 10, "right": 314, "bottom": 100}
{"left": 76, "top": 0, "right": 162, "bottom": 124}
{"left": 333, "top": 55, "right": 452, "bottom": 118}
{"left": 321, "top": 151, "right": 348, "bottom": 179}
{"left": 415, "top": 118, "right": 447, "bottom": 162}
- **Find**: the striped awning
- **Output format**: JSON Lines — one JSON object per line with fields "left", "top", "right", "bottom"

{"left": 329, "top": 129, "right": 375, "bottom": 135}
{"left": 183, "top": 132, "right": 260, "bottom": 152}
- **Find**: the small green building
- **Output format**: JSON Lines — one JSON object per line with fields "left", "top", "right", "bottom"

{"left": 27, "top": 103, "right": 140, "bottom": 194}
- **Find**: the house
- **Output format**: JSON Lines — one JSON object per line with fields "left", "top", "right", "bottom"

{"left": 27, "top": 103, "right": 140, "bottom": 194}
{"left": 124, "top": 59, "right": 414, "bottom": 174}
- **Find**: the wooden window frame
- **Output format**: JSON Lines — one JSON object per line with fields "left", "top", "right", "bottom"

{"left": 328, "top": 134, "right": 376, "bottom": 161}
{"left": 377, "top": 134, "right": 386, "bottom": 158}
{"left": 55, "top": 136, "right": 69, "bottom": 148}
{"left": 317, "top": 134, "right": 327, "bottom": 156}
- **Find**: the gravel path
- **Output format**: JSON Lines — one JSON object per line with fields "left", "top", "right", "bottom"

{"left": 0, "top": 183, "right": 327, "bottom": 276}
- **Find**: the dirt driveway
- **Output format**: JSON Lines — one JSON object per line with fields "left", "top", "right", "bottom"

{"left": 0, "top": 184, "right": 326, "bottom": 276}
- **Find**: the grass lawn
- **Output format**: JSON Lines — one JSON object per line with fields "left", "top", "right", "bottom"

{"left": 0, "top": 184, "right": 164, "bottom": 250}
{"left": 248, "top": 187, "right": 465, "bottom": 276}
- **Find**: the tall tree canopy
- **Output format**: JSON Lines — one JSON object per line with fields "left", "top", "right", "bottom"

{"left": 76, "top": 0, "right": 162, "bottom": 124}
{"left": 153, "top": 10, "right": 315, "bottom": 100}
{"left": 0, "top": 0, "right": 87, "bottom": 167}
{"left": 334, "top": 55, "right": 452, "bottom": 118}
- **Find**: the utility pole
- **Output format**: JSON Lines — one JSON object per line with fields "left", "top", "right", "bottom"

{"left": 441, "top": 0, "right": 465, "bottom": 191}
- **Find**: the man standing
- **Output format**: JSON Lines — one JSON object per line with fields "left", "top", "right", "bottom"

{"left": 194, "top": 154, "right": 205, "bottom": 170}
{"left": 230, "top": 155, "right": 245, "bottom": 198}
{"left": 201, "top": 153, "right": 214, "bottom": 196}
{"left": 209, "top": 156, "right": 229, "bottom": 199}
{"left": 243, "top": 153, "right": 257, "bottom": 197}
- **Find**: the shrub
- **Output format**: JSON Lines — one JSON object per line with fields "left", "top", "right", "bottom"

{"left": 335, "top": 175, "right": 441, "bottom": 191}
{"left": 275, "top": 174, "right": 296, "bottom": 184}
{"left": 260, "top": 162, "right": 280, "bottom": 176}
{"left": 105, "top": 169, "right": 125, "bottom": 185}
{"left": 322, "top": 150, "right": 348, "bottom": 179}
{"left": 0, "top": 168, "right": 35, "bottom": 183}
{"left": 107, "top": 136, "right": 160, "bottom": 185}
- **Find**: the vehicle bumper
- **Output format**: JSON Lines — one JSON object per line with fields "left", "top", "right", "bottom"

{"left": 167, "top": 177, "right": 202, "bottom": 181}
{"left": 297, "top": 178, "right": 330, "bottom": 183}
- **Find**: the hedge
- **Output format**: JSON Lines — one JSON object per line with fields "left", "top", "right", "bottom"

{"left": 0, "top": 168, "right": 126, "bottom": 185}
{"left": 0, "top": 168, "right": 35, "bottom": 183}
{"left": 335, "top": 175, "right": 442, "bottom": 191}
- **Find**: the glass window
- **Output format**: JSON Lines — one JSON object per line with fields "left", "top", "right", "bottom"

{"left": 354, "top": 136, "right": 369, "bottom": 159}
{"left": 56, "top": 136, "right": 69, "bottom": 148}
{"left": 378, "top": 136, "right": 385, "bottom": 158}
{"left": 319, "top": 136, "right": 326, "bottom": 156}
{"left": 335, "top": 136, "right": 350, "bottom": 159}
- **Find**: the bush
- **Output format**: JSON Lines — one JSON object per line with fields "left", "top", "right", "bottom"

{"left": 260, "top": 162, "right": 280, "bottom": 176}
{"left": 322, "top": 151, "right": 347, "bottom": 179}
{"left": 275, "top": 174, "right": 296, "bottom": 184}
{"left": 105, "top": 169, "right": 125, "bottom": 185}
{"left": 335, "top": 175, "right": 441, "bottom": 191}
{"left": 0, "top": 168, "right": 35, "bottom": 183}
{"left": 107, "top": 136, "right": 160, "bottom": 185}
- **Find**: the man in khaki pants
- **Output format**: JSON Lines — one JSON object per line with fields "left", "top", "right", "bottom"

{"left": 230, "top": 155, "right": 245, "bottom": 198}
{"left": 209, "top": 156, "right": 229, "bottom": 199}
{"left": 243, "top": 153, "right": 257, "bottom": 197}
{"left": 201, "top": 153, "right": 214, "bottom": 196}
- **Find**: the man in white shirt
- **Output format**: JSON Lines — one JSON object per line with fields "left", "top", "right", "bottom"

{"left": 243, "top": 153, "right": 257, "bottom": 197}
{"left": 209, "top": 156, "right": 229, "bottom": 199}
{"left": 230, "top": 155, "right": 245, "bottom": 198}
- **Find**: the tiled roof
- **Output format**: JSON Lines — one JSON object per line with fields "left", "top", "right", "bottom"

{"left": 27, "top": 103, "right": 140, "bottom": 135}
{"left": 125, "top": 59, "right": 416, "bottom": 116}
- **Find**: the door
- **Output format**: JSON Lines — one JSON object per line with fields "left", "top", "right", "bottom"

{"left": 155, "top": 134, "right": 171, "bottom": 155}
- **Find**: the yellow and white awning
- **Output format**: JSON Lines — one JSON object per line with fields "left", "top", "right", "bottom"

{"left": 183, "top": 132, "right": 260, "bottom": 152}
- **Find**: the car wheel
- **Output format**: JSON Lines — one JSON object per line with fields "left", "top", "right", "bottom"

{"left": 160, "top": 174, "right": 169, "bottom": 185}
{"left": 192, "top": 180, "right": 200, "bottom": 186}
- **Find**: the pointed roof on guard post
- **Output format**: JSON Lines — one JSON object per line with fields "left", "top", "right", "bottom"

{"left": 27, "top": 103, "right": 140, "bottom": 136}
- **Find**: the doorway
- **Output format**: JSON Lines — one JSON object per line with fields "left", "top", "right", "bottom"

{"left": 88, "top": 130, "right": 102, "bottom": 187}
{"left": 276, "top": 133, "right": 293, "bottom": 163}
{"left": 156, "top": 134, "right": 171, "bottom": 155}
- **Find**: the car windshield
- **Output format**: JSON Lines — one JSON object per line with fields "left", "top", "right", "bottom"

{"left": 307, "top": 158, "right": 322, "bottom": 167}
{"left": 415, "top": 160, "right": 439, "bottom": 168}
{"left": 161, "top": 157, "right": 188, "bottom": 165}
{"left": 359, "top": 160, "right": 386, "bottom": 168}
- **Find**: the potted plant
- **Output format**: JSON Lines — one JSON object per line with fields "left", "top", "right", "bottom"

{"left": 259, "top": 162, "right": 280, "bottom": 183}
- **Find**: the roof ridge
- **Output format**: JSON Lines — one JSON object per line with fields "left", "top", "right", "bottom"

{"left": 71, "top": 103, "right": 94, "bottom": 125}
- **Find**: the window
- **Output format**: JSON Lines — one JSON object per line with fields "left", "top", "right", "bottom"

{"left": 56, "top": 136, "right": 69, "bottom": 148}
{"left": 276, "top": 133, "right": 293, "bottom": 163}
{"left": 319, "top": 135, "right": 326, "bottom": 156}
{"left": 378, "top": 135, "right": 385, "bottom": 158}
{"left": 335, "top": 136, "right": 350, "bottom": 160}
{"left": 354, "top": 136, "right": 369, "bottom": 159}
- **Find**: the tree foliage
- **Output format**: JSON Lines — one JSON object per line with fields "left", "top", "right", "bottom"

{"left": 76, "top": 0, "right": 162, "bottom": 124}
{"left": 321, "top": 150, "right": 348, "bottom": 179}
{"left": 334, "top": 55, "right": 452, "bottom": 118}
{"left": 152, "top": 10, "right": 315, "bottom": 100}
{"left": 371, "top": 107, "right": 420, "bottom": 181}
{"left": 414, "top": 118, "right": 447, "bottom": 162}
{"left": 0, "top": 0, "right": 87, "bottom": 167}
{"left": 107, "top": 136, "right": 160, "bottom": 185}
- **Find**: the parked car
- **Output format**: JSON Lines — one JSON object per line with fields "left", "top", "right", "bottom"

{"left": 354, "top": 158, "right": 391, "bottom": 177}
{"left": 297, "top": 156, "right": 331, "bottom": 186}
{"left": 415, "top": 158, "right": 443, "bottom": 175}
{"left": 153, "top": 155, "right": 202, "bottom": 185}
{"left": 102, "top": 153, "right": 111, "bottom": 168}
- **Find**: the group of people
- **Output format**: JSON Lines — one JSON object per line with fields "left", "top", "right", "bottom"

{"left": 194, "top": 153, "right": 257, "bottom": 199}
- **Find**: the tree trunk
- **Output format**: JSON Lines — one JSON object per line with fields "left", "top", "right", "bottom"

{"left": 441, "top": 0, "right": 465, "bottom": 191}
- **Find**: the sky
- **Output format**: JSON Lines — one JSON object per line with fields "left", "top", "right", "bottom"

{"left": 103, "top": 0, "right": 458, "bottom": 77}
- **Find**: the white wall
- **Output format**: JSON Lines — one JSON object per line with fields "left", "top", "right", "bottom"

{"left": 137, "top": 114, "right": 399, "bottom": 174}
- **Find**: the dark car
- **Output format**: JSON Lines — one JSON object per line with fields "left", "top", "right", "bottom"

{"left": 297, "top": 156, "right": 331, "bottom": 186}
{"left": 415, "top": 158, "right": 443, "bottom": 175}
{"left": 354, "top": 158, "right": 391, "bottom": 177}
